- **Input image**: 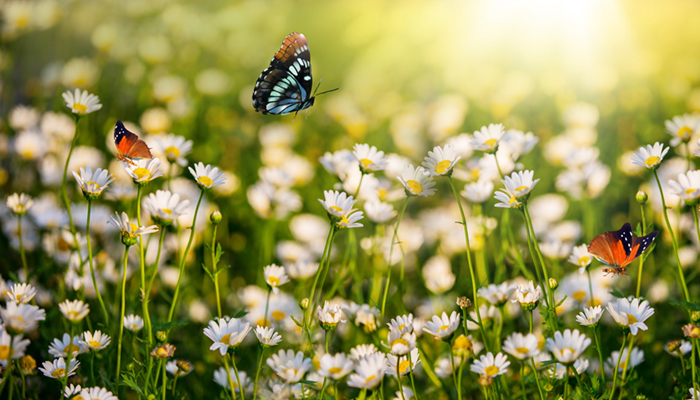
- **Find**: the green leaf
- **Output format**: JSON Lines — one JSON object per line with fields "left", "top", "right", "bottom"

{"left": 555, "top": 295, "right": 568, "bottom": 308}
{"left": 670, "top": 301, "right": 700, "bottom": 311}
{"left": 290, "top": 315, "right": 303, "bottom": 328}
{"left": 233, "top": 308, "right": 249, "bottom": 319}
{"left": 121, "top": 374, "right": 145, "bottom": 395}
{"left": 610, "top": 289, "right": 625, "bottom": 299}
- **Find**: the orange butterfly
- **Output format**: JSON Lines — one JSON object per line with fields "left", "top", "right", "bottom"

{"left": 587, "top": 223, "right": 658, "bottom": 277}
{"left": 114, "top": 121, "right": 152, "bottom": 166}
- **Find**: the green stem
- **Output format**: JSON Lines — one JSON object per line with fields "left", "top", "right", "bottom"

{"left": 306, "top": 224, "right": 334, "bottom": 327}
{"left": 60, "top": 116, "right": 81, "bottom": 237}
{"left": 523, "top": 207, "right": 558, "bottom": 330}
{"left": 409, "top": 358, "right": 419, "bottom": 400}
{"left": 86, "top": 200, "right": 109, "bottom": 325}
{"left": 116, "top": 245, "right": 130, "bottom": 387}
{"left": 636, "top": 204, "right": 647, "bottom": 298}
{"left": 570, "top": 364, "right": 589, "bottom": 397}
{"left": 653, "top": 170, "right": 690, "bottom": 302}
{"left": 593, "top": 327, "right": 606, "bottom": 389}
{"left": 530, "top": 358, "right": 545, "bottom": 400}
{"left": 253, "top": 347, "right": 266, "bottom": 400}
{"left": 692, "top": 339, "right": 699, "bottom": 400}
{"left": 396, "top": 357, "right": 405, "bottom": 400}
{"left": 519, "top": 363, "right": 527, "bottom": 400}
{"left": 161, "top": 359, "right": 167, "bottom": 400}
{"left": 586, "top": 268, "right": 595, "bottom": 307}
{"left": 381, "top": 196, "right": 409, "bottom": 317}
{"left": 223, "top": 356, "right": 237, "bottom": 400}
{"left": 309, "top": 227, "right": 337, "bottom": 323}
{"left": 608, "top": 333, "right": 628, "bottom": 400}
{"left": 448, "top": 176, "right": 489, "bottom": 352}
{"left": 0, "top": 335, "right": 14, "bottom": 398}
{"left": 145, "top": 228, "right": 166, "bottom": 324}
{"left": 211, "top": 223, "right": 222, "bottom": 318}
{"left": 168, "top": 191, "right": 205, "bottom": 323}
{"left": 231, "top": 354, "right": 246, "bottom": 400}
{"left": 17, "top": 215, "right": 28, "bottom": 281}
{"left": 457, "top": 356, "right": 465, "bottom": 400}
{"left": 528, "top": 311, "right": 533, "bottom": 334}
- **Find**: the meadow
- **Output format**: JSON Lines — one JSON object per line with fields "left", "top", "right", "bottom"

{"left": 1, "top": 1, "right": 700, "bottom": 399}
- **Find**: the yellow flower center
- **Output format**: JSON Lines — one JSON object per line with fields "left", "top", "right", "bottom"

{"left": 578, "top": 256, "right": 590, "bottom": 265}
{"left": 484, "top": 138, "right": 498, "bottom": 148}
{"left": 619, "top": 361, "right": 627, "bottom": 370}
{"left": 13, "top": 315, "right": 24, "bottom": 323}
{"left": 272, "top": 310, "right": 286, "bottom": 322}
{"left": 15, "top": 294, "right": 22, "bottom": 301}
{"left": 365, "top": 374, "right": 376, "bottom": 383}
{"left": 64, "top": 343, "right": 80, "bottom": 354}
{"left": 561, "top": 347, "right": 575, "bottom": 357}
{"left": 678, "top": 126, "right": 693, "bottom": 139}
{"left": 329, "top": 205, "right": 343, "bottom": 213}
{"left": 470, "top": 168, "right": 481, "bottom": 180}
{"left": 398, "top": 324, "right": 406, "bottom": 331}
{"left": 67, "top": 311, "right": 80, "bottom": 320}
{"left": 339, "top": 215, "right": 350, "bottom": 226}
{"left": 626, "top": 313, "right": 638, "bottom": 324}
{"left": 73, "top": 103, "right": 88, "bottom": 114}
{"left": 392, "top": 338, "right": 410, "bottom": 348}
{"left": 360, "top": 158, "right": 374, "bottom": 168}
{"left": 644, "top": 156, "right": 660, "bottom": 167}
{"left": 516, "top": 347, "right": 530, "bottom": 354}
{"left": 52, "top": 368, "right": 66, "bottom": 378}
{"left": 573, "top": 290, "right": 587, "bottom": 302}
{"left": 21, "top": 150, "right": 34, "bottom": 159}
{"left": 436, "top": 160, "right": 452, "bottom": 174}
{"left": 407, "top": 180, "right": 423, "bottom": 194}
{"left": 436, "top": 324, "right": 450, "bottom": 333}
{"left": 88, "top": 340, "right": 102, "bottom": 348}
{"left": 484, "top": 365, "right": 499, "bottom": 376}
{"left": 268, "top": 276, "right": 280, "bottom": 286}
{"left": 130, "top": 223, "right": 140, "bottom": 233}
{"left": 399, "top": 360, "right": 411, "bottom": 374}
{"left": 0, "top": 345, "right": 13, "bottom": 360}
{"left": 133, "top": 167, "right": 151, "bottom": 181}
{"left": 165, "top": 146, "right": 181, "bottom": 158}
{"left": 162, "top": 208, "right": 173, "bottom": 214}
{"left": 329, "top": 367, "right": 342, "bottom": 374}
{"left": 284, "top": 367, "right": 297, "bottom": 377}
{"left": 220, "top": 333, "right": 231, "bottom": 344}
{"left": 197, "top": 176, "right": 213, "bottom": 187}
{"left": 515, "top": 185, "right": 528, "bottom": 192}
{"left": 377, "top": 188, "right": 387, "bottom": 200}
{"left": 509, "top": 196, "right": 518, "bottom": 205}
{"left": 155, "top": 347, "right": 169, "bottom": 357}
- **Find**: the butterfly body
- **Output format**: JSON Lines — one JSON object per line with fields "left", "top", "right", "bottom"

{"left": 114, "top": 121, "right": 152, "bottom": 166}
{"left": 253, "top": 32, "right": 317, "bottom": 116}
{"left": 588, "top": 223, "right": 658, "bottom": 277}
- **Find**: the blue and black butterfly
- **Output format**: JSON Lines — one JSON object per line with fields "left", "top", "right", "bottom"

{"left": 253, "top": 32, "right": 336, "bottom": 116}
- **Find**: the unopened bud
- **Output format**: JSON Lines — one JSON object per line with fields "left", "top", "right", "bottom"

{"left": 548, "top": 278, "right": 558, "bottom": 290}
{"left": 19, "top": 355, "right": 35, "bottom": 372}
{"left": 636, "top": 190, "right": 648, "bottom": 205}
{"left": 452, "top": 334, "right": 473, "bottom": 358}
{"left": 156, "top": 331, "right": 167, "bottom": 342}
{"left": 667, "top": 339, "right": 682, "bottom": 353}
{"left": 478, "top": 375, "right": 494, "bottom": 387}
{"left": 456, "top": 296, "right": 472, "bottom": 309}
{"left": 682, "top": 323, "right": 700, "bottom": 339}
{"left": 691, "top": 311, "right": 700, "bottom": 324}
{"left": 210, "top": 210, "right": 222, "bottom": 225}
{"left": 300, "top": 298, "right": 309, "bottom": 310}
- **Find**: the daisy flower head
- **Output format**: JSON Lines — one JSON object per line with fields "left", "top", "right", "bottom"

{"left": 452, "top": 334, "right": 475, "bottom": 358}
{"left": 62, "top": 89, "right": 102, "bottom": 115}
{"left": 665, "top": 113, "right": 699, "bottom": 146}
{"left": 7, "top": 283, "right": 36, "bottom": 304}
{"left": 203, "top": 317, "right": 251, "bottom": 355}
{"left": 502, "top": 170, "right": 540, "bottom": 202}
{"left": 213, "top": 367, "right": 249, "bottom": 392}
{"left": 125, "top": 157, "right": 165, "bottom": 185}
{"left": 385, "top": 329, "right": 417, "bottom": 356}
{"left": 264, "top": 264, "right": 289, "bottom": 294}
{"left": 166, "top": 359, "right": 193, "bottom": 377}
{"left": 353, "top": 143, "right": 389, "bottom": 173}
{"left": 38, "top": 357, "right": 80, "bottom": 379}
{"left": 150, "top": 343, "right": 176, "bottom": 358}
{"left": 316, "top": 301, "right": 346, "bottom": 331}
{"left": 631, "top": 142, "right": 669, "bottom": 171}
{"left": 0, "top": 331, "right": 30, "bottom": 366}
{"left": 72, "top": 166, "right": 114, "bottom": 200}
{"left": 6, "top": 193, "right": 33, "bottom": 216}
{"left": 606, "top": 297, "right": 654, "bottom": 335}
{"left": 606, "top": 347, "right": 644, "bottom": 374}
{"left": 512, "top": 281, "right": 543, "bottom": 311}
{"left": 423, "top": 311, "right": 460, "bottom": 341}
{"left": 254, "top": 325, "right": 282, "bottom": 348}
{"left": 318, "top": 353, "right": 354, "bottom": 380}
{"left": 664, "top": 339, "right": 692, "bottom": 357}
{"left": 107, "top": 211, "right": 159, "bottom": 247}
{"left": 124, "top": 314, "right": 144, "bottom": 331}
{"left": 683, "top": 323, "right": 700, "bottom": 339}
{"left": 78, "top": 387, "right": 119, "bottom": 400}
{"left": 478, "top": 281, "right": 517, "bottom": 306}
{"left": 143, "top": 190, "right": 190, "bottom": 226}
{"left": 188, "top": 162, "right": 226, "bottom": 191}
{"left": 64, "top": 384, "right": 82, "bottom": 398}
{"left": 387, "top": 314, "right": 414, "bottom": 335}
{"left": 365, "top": 201, "right": 397, "bottom": 224}
{"left": 48, "top": 333, "right": 87, "bottom": 358}
{"left": 690, "top": 388, "right": 699, "bottom": 400}
{"left": 471, "top": 123, "right": 505, "bottom": 153}
{"left": 575, "top": 305, "right": 604, "bottom": 328}
{"left": 470, "top": 352, "right": 510, "bottom": 378}
{"left": 545, "top": 329, "right": 591, "bottom": 364}
{"left": 502, "top": 333, "right": 540, "bottom": 360}
{"left": 668, "top": 170, "right": 700, "bottom": 206}
{"left": 80, "top": 330, "right": 111, "bottom": 351}
{"left": 422, "top": 144, "right": 461, "bottom": 176}
{"left": 350, "top": 343, "right": 378, "bottom": 361}
{"left": 337, "top": 210, "right": 364, "bottom": 229}
{"left": 266, "top": 349, "right": 313, "bottom": 383}
{"left": 0, "top": 302, "right": 46, "bottom": 333}
{"left": 387, "top": 348, "right": 421, "bottom": 376}
{"left": 318, "top": 190, "right": 357, "bottom": 219}
{"left": 461, "top": 180, "right": 494, "bottom": 203}
{"left": 397, "top": 164, "right": 436, "bottom": 197}
{"left": 157, "top": 133, "right": 193, "bottom": 166}
{"left": 568, "top": 244, "right": 592, "bottom": 273}
{"left": 347, "top": 352, "right": 387, "bottom": 389}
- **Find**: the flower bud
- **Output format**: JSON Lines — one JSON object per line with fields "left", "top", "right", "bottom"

{"left": 478, "top": 375, "right": 494, "bottom": 387}
{"left": 692, "top": 311, "right": 700, "bottom": 324}
{"left": 636, "top": 190, "right": 648, "bottom": 205}
{"left": 452, "top": 334, "right": 473, "bottom": 358}
{"left": 156, "top": 331, "right": 167, "bottom": 342}
{"left": 19, "top": 355, "right": 35, "bottom": 373}
{"left": 210, "top": 210, "right": 222, "bottom": 225}
{"left": 548, "top": 278, "right": 558, "bottom": 290}
{"left": 456, "top": 296, "right": 472, "bottom": 309}
{"left": 682, "top": 323, "right": 700, "bottom": 339}
{"left": 300, "top": 298, "right": 309, "bottom": 310}
{"left": 666, "top": 339, "right": 682, "bottom": 353}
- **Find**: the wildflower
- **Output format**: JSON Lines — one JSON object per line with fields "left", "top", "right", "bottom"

{"left": 285, "top": 261, "right": 319, "bottom": 280}
{"left": 576, "top": 306, "right": 605, "bottom": 328}
{"left": 125, "top": 158, "right": 165, "bottom": 185}
{"left": 264, "top": 264, "right": 289, "bottom": 294}
{"left": 470, "top": 124, "right": 505, "bottom": 153}
{"left": 6, "top": 193, "right": 34, "bottom": 216}
{"left": 166, "top": 359, "right": 193, "bottom": 377}
{"left": 499, "top": 170, "right": 540, "bottom": 204}
{"left": 365, "top": 201, "right": 397, "bottom": 223}
{"left": 48, "top": 333, "right": 87, "bottom": 358}
{"left": 156, "top": 133, "right": 193, "bottom": 166}
{"left": 19, "top": 355, "right": 35, "bottom": 374}
{"left": 213, "top": 367, "right": 248, "bottom": 392}
{"left": 422, "top": 144, "right": 461, "bottom": 176}
{"left": 0, "top": 302, "right": 45, "bottom": 333}
{"left": 254, "top": 326, "right": 282, "bottom": 348}
{"left": 568, "top": 244, "right": 592, "bottom": 273}
{"left": 631, "top": 142, "right": 669, "bottom": 170}
{"left": 143, "top": 190, "right": 190, "bottom": 226}
{"left": 606, "top": 297, "right": 654, "bottom": 335}
{"left": 7, "top": 283, "right": 36, "bottom": 304}
{"left": 150, "top": 344, "right": 176, "bottom": 358}
{"left": 503, "top": 333, "right": 540, "bottom": 360}
{"left": 435, "top": 356, "right": 462, "bottom": 378}
{"left": 318, "top": 190, "right": 357, "bottom": 218}
{"left": 457, "top": 297, "right": 472, "bottom": 309}
{"left": 665, "top": 113, "right": 699, "bottom": 146}
{"left": 267, "top": 349, "right": 312, "bottom": 383}
{"left": 467, "top": 305, "right": 500, "bottom": 330}
{"left": 605, "top": 347, "right": 644, "bottom": 374}
{"left": 387, "top": 348, "right": 421, "bottom": 376}
{"left": 72, "top": 166, "right": 114, "bottom": 200}
{"left": 668, "top": 170, "right": 700, "bottom": 206}
{"left": 397, "top": 164, "right": 436, "bottom": 197}
{"left": 452, "top": 334, "right": 474, "bottom": 358}
{"left": 78, "top": 387, "right": 119, "bottom": 400}
{"left": 347, "top": 352, "right": 387, "bottom": 389}
{"left": 470, "top": 352, "right": 510, "bottom": 378}
{"left": 682, "top": 323, "right": 700, "bottom": 338}
{"left": 0, "top": 331, "right": 30, "bottom": 366}
{"left": 80, "top": 330, "right": 111, "bottom": 351}
{"left": 38, "top": 357, "right": 80, "bottom": 379}
{"left": 9, "top": 106, "right": 39, "bottom": 130}
{"left": 478, "top": 281, "right": 516, "bottom": 306}
{"left": 320, "top": 149, "right": 358, "bottom": 180}
{"left": 350, "top": 344, "right": 379, "bottom": 361}
{"left": 690, "top": 388, "right": 699, "bottom": 400}
{"left": 353, "top": 143, "right": 388, "bottom": 172}
{"left": 107, "top": 211, "right": 159, "bottom": 247}
{"left": 203, "top": 317, "right": 251, "bottom": 355}
{"left": 62, "top": 89, "right": 102, "bottom": 115}
{"left": 385, "top": 329, "right": 417, "bottom": 355}
{"left": 549, "top": 359, "right": 589, "bottom": 380}
{"left": 64, "top": 384, "right": 82, "bottom": 398}
{"left": 461, "top": 180, "right": 494, "bottom": 203}
{"left": 387, "top": 314, "right": 414, "bottom": 334}
{"left": 546, "top": 329, "right": 591, "bottom": 364}
{"left": 512, "top": 281, "right": 542, "bottom": 311}
{"left": 59, "top": 299, "right": 90, "bottom": 322}
{"left": 316, "top": 301, "right": 346, "bottom": 331}
{"left": 337, "top": 210, "right": 364, "bottom": 229}
{"left": 318, "top": 353, "right": 354, "bottom": 380}
{"left": 665, "top": 339, "right": 692, "bottom": 357}
{"left": 124, "top": 314, "right": 144, "bottom": 331}
{"left": 423, "top": 311, "right": 460, "bottom": 340}
{"left": 189, "top": 162, "right": 226, "bottom": 191}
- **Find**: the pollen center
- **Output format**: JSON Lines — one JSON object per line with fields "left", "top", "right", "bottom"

{"left": 73, "top": 103, "right": 88, "bottom": 114}
{"left": 515, "top": 185, "right": 528, "bottom": 192}
{"left": 220, "top": 333, "right": 231, "bottom": 344}
{"left": 399, "top": 360, "right": 411, "bottom": 373}
{"left": 88, "top": 340, "right": 102, "bottom": 348}
{"left": 360, "top": 158, "right": 374, "bottom": 168}
{"left": 578, "top": 256, "right": 590, "bottom": 265}
{"left": 626, "top": 313, "right": 638, "bottom": 324}
{"left": 197, "top": 176, "right": 213, "bottom": 187}
{"left": 516, "top": 347, "right": 530, "bottom": 354}
{"left": 392, "top": 338, "right": 410, "bottom": 348}
{"left": 484, "top": 138, "right": 498, "bottom": 148}
{"left": 436, "top": 160, "right": 452, "bottom": 174}
{"left": 484, "top": 365, "right": 499, "bottom": 376}
{"left": 328, "top": 366, "right": 342, "bottom": 374}
{"left": 86, "top": 181, "right": 101, "bottom": 189}
{"left": 407, "top": 180, "right": 423, "bottom": 194}
{"left": 365, "top": 374, "right": 376, "bottom": 383}
{"left": 436, "top": 324, "right": 450, "bottom": 333}
{"left": 268, "top": 276, "right": 280, "bottom": 286}
{"left": 678, "top": 126, "right": 693, "bottom": 139}
{"left": 573, "top": 290, "right": 587, "bottom": 302}
{"left": 165, "top": 146, "right": 181, "bottom": 158}
{"left": 0, "top": 345, "right": 13, "bottom": 359}
{"left": 644, "top": 156, "right": 660, "bottom": 167}
{"left": 272, "top": 310, "right": 286, "bottom": 321}
{"left": 133, "top": 167, "right": 151, "bottom": 180}
{"left": 162, "top": 208, "right": 173, "bottom": 214}
{"left": 329, "top": 205, "right": 343, "bottom": 213}
{"left": 52, "top": 368, "right": 66, "bottom": 377}
{"left": 64, "top": 343, "right": 80, "bottom": 354}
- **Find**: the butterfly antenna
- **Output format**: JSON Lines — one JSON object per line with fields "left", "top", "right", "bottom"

{"left": 312, "top": 78, "right": 339, "bottom": 98}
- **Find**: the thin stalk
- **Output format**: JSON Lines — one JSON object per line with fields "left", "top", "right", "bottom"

{"left": 161, "top": 359, "right": 167, "bottom": 400}
{"left": 570, "top": 365, "right": 589, "bottom": 397}
{"left": 593, "top": 327, "right": 606, "bottom": 388}
{"left": 309, "top": 227, "right": 338, "bottom": 320}
{"left": 457, "top": 356, "right": 465, "bottom": 400}
{"left": 222, "top": 357, "right": 236, "bottom": 400}
{"left": 608, "top": 333, "right": 628, "bottom": 400}
{"left": 653, "top": 170, "right": 690, "bottom": 302}
{"left": 17, "top": 215, "right": 28, "bottom": 280}
{"left": 145, "top": 228, "right": 166, "bottom": 325}
{"left": 231, "top": 354, "right": 246, "bottom": 400}
{"left": 530, "top": 358, "right": 545, "bottom": 400}
{"left": 306, "top": 224, "right": 334, "bottom": 327}
{"left": 116, "top": 245, "right": 130, "bottom": 387}
{"left": 448, "top": 177, "right": 489, "bottom": 352}
{"left": 252, "top": 347, "right": 266, "bottom": 400}
{"left": 395, "top": 359, "right": 405, "bottom": 400}
{"left": 519, "top": 363, "right": 527, "bottom": 400}
{"left": 86, "top": 200, "right": 108, "bottom": 325}
{"left": 528, "top": 311, "right": 533, "bottom": 334}
{"left": 263, "top": 288, "right": 272, "bottom": 328}
{"left": 636, "top": 204, "right": 647, "bottom": 298}
{"left": 692, "top": 339, "right": 699, "bottom": 400}
{"left": 0, "top": 337, "right": 14, "bottom": 398}
{"left": 524, "top": 207, "right": 558, "bottom": 330}
{"left": 381, "top": 196, "right": 409, "bottom": 317}
{"left": 211, "top": 223, "right": 222, "bottom": 317}
{"left": 168, "top": 191, "right": 205, "bottom": 323}
{"left": 60, "top": 116, "right": 81, "bottom": 238}
{"left": 409, "top": 358, "right": 419, "bottom": 400}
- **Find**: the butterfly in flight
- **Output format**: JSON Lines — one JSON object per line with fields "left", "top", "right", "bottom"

{"left": 252, "top": 32, "right": 337, "bottom": 117}
{"left": 587, "top": 223, "right": 658, "bottom": 277}
{"left": 114, "top": 121, "right": 153, "bottom": 166}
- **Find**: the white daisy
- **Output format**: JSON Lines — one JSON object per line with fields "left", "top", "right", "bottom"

{"left": 6, "top": 193, "right": 33, "bottom": 216}
{"left": 478, "top": 282, "right": 517, "bottom": 306}
{"left": 0, "top": 302, "right": 45, "bottom": 333}
{"left": 48, "top": 333, "right": 87, "bottom": 358}
{"left": 78, "top": 387, "right": 118, "bottom": 400}
{"left": 59, "top": 299, "right": 90, "bottom": 322}
{"left": 568, "top": 244, "right": 593, "bottom": 274}
{"left": 316, "top": 301, "right": 346, "bottom": 330}
{"left": 365, "top": 201, "right": 396, "bottom": 224}
{"left": 397, "top": 164, "right": 436, "bottom": 197}
{"left": 285, "top": 261, "right": 319, "bottom": 280}
{"left": 188, "top": 162, "right": 226, "bottom": 190}
{"left": 203, "top": 317, "right": 251, "bottom": 355}
{"left": 422, "top": 144, "right": 461, "bottom": 176}
{"left": 385, "top": 329, "right": 417, "bottom": 355}
{"left": 80, "top": 330, "right": 111, "bottom": 351}
{"left": 631, "top": 142, "right": 669, "bottom": 170}
{"left": 156, "top": 133, "right": 193, "bottom": 166}
{"left": 7, "top": 283, "right": 36, "bottom": 304}
{"left": 318, "top": 190, "right": 357, "bottom": 218}
{"left": 347, "top": 352, "right": 386, "bottom": 389}
{"left": 107, "top": 211, "right": 159, "bottom": 245}
{"left": 64, "top": 384, "right": 82, "bottom": 398}
{"left": 512, "top": 281, "right": 543, "bottom": 309}
{"left": 501, "top": 170, "right": 540, "bottom": 200}
{"left": 72, "top": 166, "right": 114, "bottom": 198}
{"left": 143, "top": 190, "right": 190, "bottom": 226}
{"left": 62, "top": 89, "right": 102, "bottom": 115}
{"left": 423, "top": 311, "right": 460, "bottom": 340}
{"left": 264, "top": 264, "right": 290, "bottom": 294}
{"left": 605, "top": 347, "right": 644, "bottom": 374}
{"left": 125, "top": 157, "right": 165, "bottom": 184}
{"left": 606, "top": 297, "right": 654, "bottom": 335}
{"left": 38, "top": 357, "right": 80, "bottom": 379}
{"left": 124, "top": 314, "right": 144, "bottom": 331}
{"left": 386, "top": 348, "right": 421, "bottom": 376}
{"left": 470, "top": 124, "right": 505, "bottom": 153}
{"left": 318, "top": 353, "right": 354, "bottom": 380}
{"left": 668, "top": 170, "right": 700, "bottom": 205}
{"left": 166, "top": 360, "right": 193, "bottom": 377}
{"left": 665, "top": 113, "right": 699, "bottom": 146}
{"left": 545, "top": 329, "right": 591, "bottom": 364}
{"left": 461, "top": 180, "right": 494, "bottom": 203}
{"left": 266, "top": 349, "right": 313, "bottom": 383}
{"left": 213, "top": 367, "right": 249, "bottom": 392}
{"left": 350, "top": 343, "right": 378, "bottom": 361}
{"left": 353, "top": 143, "right": 388, "bottom": 172}
{"left": 0, "top": 331, "right": 30, "bottom": 366}
{"left": 470, "top": 352, "right": 510, "bottom": 377}
{"left": 575, "top": 305, "right": 604, "bottom": 327}
{"left": 337, "top": 210, "right": 364, "bottom": 229}
{"left": 254, "top": 325, "right": 282, "bottom": 348}
{"left": 502, "top": 333, "right": 540, "bottom": 360}
{"left": 387, "top": 314, "right": 414, "bottom": 334}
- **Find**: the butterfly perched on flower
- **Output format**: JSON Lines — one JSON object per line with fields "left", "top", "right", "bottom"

{"left": 114, "top": 121, "right": 152, "bottom": 166}
{"left": 252, "top": 32, "right": 337, "bottom": 116}
{"left": 587, "top": 223, "right": 658, "bottom": 277}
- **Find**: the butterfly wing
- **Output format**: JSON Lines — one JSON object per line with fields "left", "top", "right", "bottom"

{"left": 621, "top": 230, "right": 659, "bottom": 267}
{"left": 588, "top": 223, "right": 633, "bottom": 267}
{"left": 114, "top": 121, "right": 152, "bottom": 160}
{"left": 253, "top": 32, "right": 314, "bottom": 115}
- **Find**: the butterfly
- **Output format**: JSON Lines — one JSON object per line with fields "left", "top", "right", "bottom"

{"left": 587, "top": 223, "right": 658, "bottom": 277}
{"left": 114, "top": 121, "right": 153, "bottom": 166}
{"left": 252, "top": 32, "right": 337, "bottom": 116}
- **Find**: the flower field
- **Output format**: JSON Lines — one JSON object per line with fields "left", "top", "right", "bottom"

{"left": 2, "top": 1, "right": 700, "bottom": 399}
